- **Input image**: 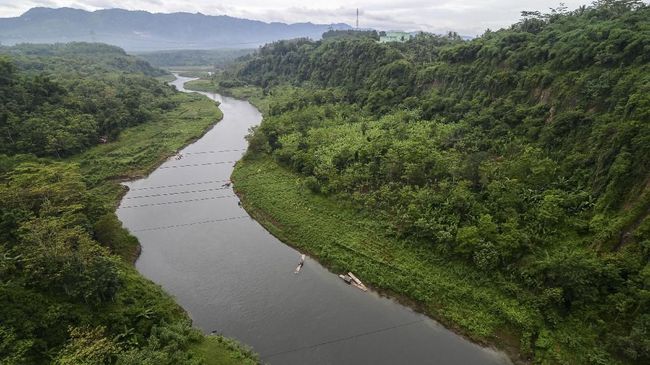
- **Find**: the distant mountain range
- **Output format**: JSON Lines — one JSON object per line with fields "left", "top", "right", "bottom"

{"left": 0, "top": 7, "right": 351, "bottom": 51}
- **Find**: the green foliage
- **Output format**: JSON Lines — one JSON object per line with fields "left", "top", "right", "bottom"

{"left": 229, "top": 2, "right": 650, "bottom": 364}
{"left": 322, "top": 29, "right": 379, "bottom": 41}
{"left": 53, "top": 326, "right": 119, "bottom": 365}
{"left": 93, "top": 214, "right": 140, "bottom": 263}
{"left": 233, "top": 157, "right": 537, "bottom": 355}
{"left": 0, "top": 43, "right": 176, "bottom": 157}
{"left": 238, "top": 38, "right": 403, "bottom": 91}
{"left": 136, "top": 49, "right": 254, "bottom": 68}
{"left": 1, "top": 43, "right": 165, "bottom": 76}
{"left": 0, "top": 43, "right": 258, "bottom": 364}
{"left": 183, "top": 79, "right": 218, "bottom": 92}
{"left": 18, "top": 217, "right": 121, "bottom": 303}
{"left": 190, "top": 336, "right": 259, "bottom": 365}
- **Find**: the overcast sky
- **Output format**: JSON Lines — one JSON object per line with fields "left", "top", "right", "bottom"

{"left": 0, "top": 0, "right": 596, "bottom": 35}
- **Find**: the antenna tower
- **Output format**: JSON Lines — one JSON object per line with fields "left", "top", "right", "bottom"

{"left": 356, "top": 8, "right": 359, "bottom": 29}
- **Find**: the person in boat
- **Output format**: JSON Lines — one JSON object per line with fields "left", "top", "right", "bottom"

{"left": 339, "top": 274, "right": 352, "bottom": 284}
{"left": 294, "top": 255, "right": 305, "bottom": 274}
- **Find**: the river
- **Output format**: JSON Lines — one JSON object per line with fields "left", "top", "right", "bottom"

{"left": 116, "top": 75, "right": 512, "bottom": 365}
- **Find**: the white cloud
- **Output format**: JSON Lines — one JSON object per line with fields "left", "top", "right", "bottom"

{"left": 0, "top": 0, "right": 599, "bottom": 35}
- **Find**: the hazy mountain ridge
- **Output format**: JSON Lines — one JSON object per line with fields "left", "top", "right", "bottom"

{"left": 0, "top": 7, "right": 351, "bottom": 51}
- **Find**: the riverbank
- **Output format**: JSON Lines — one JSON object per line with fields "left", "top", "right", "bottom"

{"left": 183, "top": 77, "right": 270, "bottom": 113}
{"left": 73, "top": 91, "right": 223, "bottom": 261}
{"left": 119, "top": 76, "right": 516, "bottom": 365}
{"left": 75, "top": 87, "right": 259, "bottom": 363}
{"left": 233, "top": 156, "right": 530, "bottom": 364}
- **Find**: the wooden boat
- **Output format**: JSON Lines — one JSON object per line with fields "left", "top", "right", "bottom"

{"left": 348, "top": 272, "right": 368, "bottom": 291}
{"left": 338, "top": 274, "right": 352, "bottom": 283}
{"left": 339, "top": 272, "right": 368, "bottom": 291}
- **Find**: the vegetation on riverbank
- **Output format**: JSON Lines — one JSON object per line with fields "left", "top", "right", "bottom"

{"left": 136, "top": 49, "right": 253, "bottom": 69}
{"left": 184, "top": 79, "right": 218, "bottom": 92}
{"left": 74, "top": 91, "right": 224, "bottom": 260}
{"left": 175, "top": 70, "right": 214, "bottom": 79}
{"left": 190, "top": 335, "right": 258, "bottom": 365}
{"left": 184, "top": 76, "right": 269, "bottom": 113}
{"left": 228, "top": 2, "right": 649, "bottom": 364}
{"left": 0, "top": 43, "right": 259, "bottom": 364}
{"left": 233, "top": 156, "right": 530, "bottom": 359}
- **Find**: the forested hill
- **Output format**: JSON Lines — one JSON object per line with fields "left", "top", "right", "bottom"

{"left": 0, "top": 43, "right": 172, "bottom": 156}
{"left": 228, "top": 1, "right": 650, "bottom": 363}
{"left": 0, "top": 43, "right": 259, "bottom": 363}
{"left": 136, "top": 49, "right": 254, "bottom": 68}
{"left": 0, "top": 7, "right": 350, "bottom": 51}
{"left": 1, "top": 42, "right": 165, "bottom": 76}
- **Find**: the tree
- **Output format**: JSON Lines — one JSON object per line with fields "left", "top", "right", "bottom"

{"left": 54, "top": 327, "right": 119, "bottom": 365}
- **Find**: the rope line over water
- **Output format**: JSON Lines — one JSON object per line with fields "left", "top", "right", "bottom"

{"left": 127, "top": 179, "right": 232, "bottom": 191}
{"left": 6, "top": 171, "right": 296, "bottom": 205}
{"left": 157, "top": 160, "right": 238, "bottom": 169}
{"left": 260, "top": 319, "right": 425, "bottom": 360}
{"left": 124, "top": 186, "right": 231, "bottom": 199}
{"left": 124, "top": 169, "right": 282, "bottom": 192}
{"left": 119, "top": 194, "right": 237, "bottom": 209}
{"left": 131, "top": 215, "right": 250, "bottom": 232}
{"left": 182, "top": 148, "right": 246, "bottom": 155}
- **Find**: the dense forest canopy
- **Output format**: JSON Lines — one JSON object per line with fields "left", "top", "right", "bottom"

{"left": 136, "top": 49, "right": 254, "bottom": 68}
{"left": 0, "top": 43, "right": 174, "bottom": 157}
{"left": 321, "top": 29, "right": 380, "bottom": 41}
{"left": 0, "top": 157, "right": 234, "bottom": 365}
{"left": 0, "top": 43, "right": 256, "bottom": 364}
{"left": 1, "top": 43, "right": 165, "bottom": 76}
{"left": 228, "top": 1, "right": 650, "bottom": 363}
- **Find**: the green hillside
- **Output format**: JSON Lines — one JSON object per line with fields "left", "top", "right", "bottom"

{"left": 225, "top": 1, "right": 650, "bottom": 363}
{"left": 0, "top": 43, "right": 258, "bottom": 364}
{"left": 135, "top": 49, "right": 254, "bottom": 68}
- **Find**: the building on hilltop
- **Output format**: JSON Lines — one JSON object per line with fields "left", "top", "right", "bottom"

{"left": 379, "top": 31, "right": 413, "bottom": 43}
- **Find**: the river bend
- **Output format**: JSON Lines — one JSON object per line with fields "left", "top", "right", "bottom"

{"left": 117, "top": 75, "right": 512, "bottom": 365}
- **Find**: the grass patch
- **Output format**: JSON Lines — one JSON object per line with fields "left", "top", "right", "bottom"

{"left": 190, "top": 335, "right": 259, "bottom": 365}
{"left": 233, "top": 156, "right": 539, "bottom": 363}
{"left": 74, "top": 92, "right": 222, "bottom": 185}
{"left": 184, "top": 79, "right": 217, "bottom": 92}
{"left": 184, "top": 78, "right": 269, "bottom": 113}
